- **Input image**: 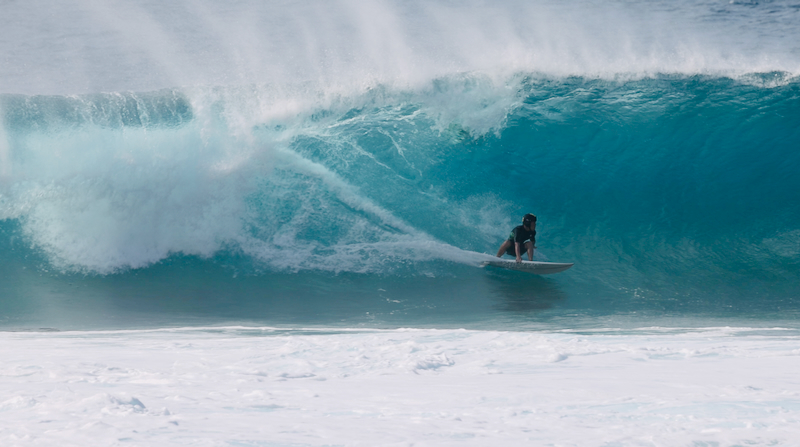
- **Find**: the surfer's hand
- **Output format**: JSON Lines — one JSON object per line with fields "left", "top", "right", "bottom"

{"left": 516, "top": 256, "right": 522, "bottom": 263}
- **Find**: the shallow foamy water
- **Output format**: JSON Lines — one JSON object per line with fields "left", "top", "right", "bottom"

{"left": 2, "top": 327, "right": 799, "bottom": 446}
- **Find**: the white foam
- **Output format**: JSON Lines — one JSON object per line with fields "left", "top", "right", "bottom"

{"left": 2, "top": 82, "right": 521, "bottom": 273}
{"left": 3, "top": 122, "right": 252, "bottom": 273}
{"left": 2, "top": 326, "right": 799, "bottom": 445}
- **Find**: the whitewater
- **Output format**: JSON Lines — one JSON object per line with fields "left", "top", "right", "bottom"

{"left": 2, "top": 0, "right": 800, "bottom": 445}
{"left": 3, "top": 326, "right": 800, "bottom": 446}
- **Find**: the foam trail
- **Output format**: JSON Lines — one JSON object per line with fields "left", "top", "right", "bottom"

{"left": 272, "top": 145, "right": 425, "bottom": 238}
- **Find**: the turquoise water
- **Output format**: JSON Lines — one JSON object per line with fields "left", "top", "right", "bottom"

{"left": 1, "top": 1, "right": 799, "bottom": 331}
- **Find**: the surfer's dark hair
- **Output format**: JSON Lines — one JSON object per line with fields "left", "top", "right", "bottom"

{"left": 522, "top": 213, "right": 537, "bottom": 225}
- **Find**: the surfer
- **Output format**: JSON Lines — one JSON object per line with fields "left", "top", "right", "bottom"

{"left": 496, "top": 213, "right": 536, "bottom": 263}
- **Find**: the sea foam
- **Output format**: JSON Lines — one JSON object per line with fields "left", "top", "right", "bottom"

{"left": 2, "top": 326, "right": 799, "bottom": 446}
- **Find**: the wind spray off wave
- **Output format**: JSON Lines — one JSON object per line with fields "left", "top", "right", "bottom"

{"left": 1, "top": 0, "right": 800, "bottom": 95}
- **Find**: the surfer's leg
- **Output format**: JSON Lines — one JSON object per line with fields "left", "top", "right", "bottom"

{"left": 496, "top": 240, "right": 513, "bottom": 257}
{"left": 525, "top": 241, "right": 534, "bottom": 261}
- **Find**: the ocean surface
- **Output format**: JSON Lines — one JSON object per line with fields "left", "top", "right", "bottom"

{"left": 1, "top": 0, "right": 800, "bottom": 445}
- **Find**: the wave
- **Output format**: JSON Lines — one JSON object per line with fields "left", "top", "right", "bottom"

{"left": 1, "top": 73, "right": 799, "bottom": 314}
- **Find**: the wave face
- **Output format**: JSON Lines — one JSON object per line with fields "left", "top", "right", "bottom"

{"left": 1, "top": 0, "right": 800, "bottom": 328}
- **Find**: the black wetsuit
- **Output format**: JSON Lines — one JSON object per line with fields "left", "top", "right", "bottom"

{"left": 505, "top": 225, "right": 536, "bottom": 257}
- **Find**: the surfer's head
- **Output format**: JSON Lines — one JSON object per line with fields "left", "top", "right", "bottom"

{"left": 522, "top": 213, "right": 537, "bottom": 228}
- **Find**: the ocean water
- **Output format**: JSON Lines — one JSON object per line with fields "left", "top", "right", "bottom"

{"left": 1, "top": 0, "right": 800, "bottom": 445}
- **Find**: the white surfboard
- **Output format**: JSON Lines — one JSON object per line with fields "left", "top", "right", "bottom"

{"left": 481, "top": 258, "right": 574, "bottom": 274}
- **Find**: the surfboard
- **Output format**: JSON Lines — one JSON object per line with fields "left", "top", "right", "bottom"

{"left": 481, "top": 258, "right": 574, "bottom": 274}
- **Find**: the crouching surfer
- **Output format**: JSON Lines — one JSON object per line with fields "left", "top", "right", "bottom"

{"left": 496, "top": 213, "right": 536, "bottom": 263}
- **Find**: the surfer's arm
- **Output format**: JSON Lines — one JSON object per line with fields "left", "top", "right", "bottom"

{"left": 515, "top": 242, "right": 523, "bottom": 263}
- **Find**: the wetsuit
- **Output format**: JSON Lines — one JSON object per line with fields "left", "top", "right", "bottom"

{"left": 504, "top": 225, "right": 536, "bottom": 257}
